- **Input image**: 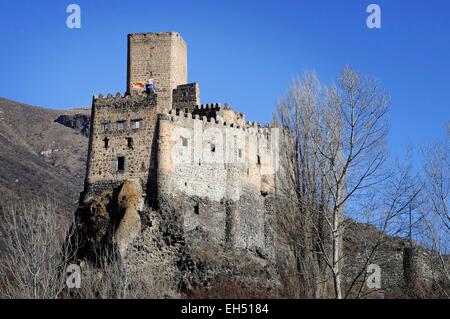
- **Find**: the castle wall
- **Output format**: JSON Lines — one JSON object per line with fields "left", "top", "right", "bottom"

{"left": 83, "top": 93, "right": 158, "bottom": 202}
{"left": 157, "top": 109, "right": 279, "bottom": 254}
{"left": 127, "top": 32, "right": 187, "bottom": 110}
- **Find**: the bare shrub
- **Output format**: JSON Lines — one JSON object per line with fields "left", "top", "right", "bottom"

{"left": 70, "top": 240, "right": 179, "bottom": 299}
{"left": 0, "top": 199, "right": 76, "bottom": 299}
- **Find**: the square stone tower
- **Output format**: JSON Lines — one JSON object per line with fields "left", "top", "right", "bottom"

{"left": 126, "top": 32, "right": 188, "bottom": 110}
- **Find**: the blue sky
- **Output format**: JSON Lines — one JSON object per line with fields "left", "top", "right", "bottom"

{"left": 0, "top": 0, "right": 449, "bottom": 162}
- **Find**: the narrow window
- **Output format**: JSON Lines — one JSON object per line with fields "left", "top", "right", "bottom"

{"left": 117, "top": 121, "right": 125, "bottom": 131}
{"left": 127, "top": 137, "right": 133, "bottom": 149}
{"left": 210, "top": 143, "right": 216, "bottom": 153}
{"left": 117, "top": 156, "right": 125, "bottom": 172}
{"left": 194, "top": 203, "right": 199, "bottom": 215}
{"left": 181, "top": 137, "right": 188, "bottom": 147}
{"left": 257, "top": 155, "right": 261, "bottom": 165}
{"left": 103, "top": 137, "right": 109, "bottom": 149}
{"left": 238, "top": 149, "right": 242, "bottom": 158}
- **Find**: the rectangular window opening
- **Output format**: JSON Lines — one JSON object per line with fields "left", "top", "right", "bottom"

{"left": 181, "top": 137, "right": 188, "bottom": 147}
{"left": 210, "top": 143, "right": 216, "bottom": 153}
{"left": 117, "top": 121, "right": 125, "bottom": 131}
{"left": 117, "top": 156, "right": 125, "bottom": 172}
{"left": 194, "top": 203, "right": 199, "bottom": 215}
{"left": 127, "top": 137, "right": 133, "bottom": 149}
{"left": 131, "top": 119, "right": 142, "bottom": 130}
{"left": 257, "top": 155, "right": 261, "bottom": 165}
{"left": 101, "top": 122, "right": 110, "bottom": 132}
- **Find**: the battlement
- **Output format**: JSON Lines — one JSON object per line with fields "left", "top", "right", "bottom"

{"left": 128, "top": 31, "right": 186, "bottom": 43}
{"left": 196, "top": 103, "right": 221, "bottom": 111}
{"left": 160, "top": 109, "right": 276, "bottom": 135}
{"left": 93, "top": 91, "right": 157, "bottom": 109}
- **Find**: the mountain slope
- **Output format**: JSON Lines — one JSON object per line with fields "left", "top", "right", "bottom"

{"left": 0, "top": 97, "right": 90, "bottom": 215}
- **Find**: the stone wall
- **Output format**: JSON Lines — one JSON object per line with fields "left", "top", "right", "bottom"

{"left": 172, "top": 83, "right": 200, "bottom": 113}
{"left": 157, "top": 109, "right": 278, "bottom": 200}
{"left": 156, "top": 109, "right": 279, "bottom": 255}
{"left": 83, "top": 92, "right": 158, "bottom": 203}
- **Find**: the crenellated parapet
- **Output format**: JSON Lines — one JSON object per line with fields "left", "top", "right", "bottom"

{"left": 159, "top": 109, "right": 277, "bottom": 137}
{"left": 197, "top": 103, "right": 222, "bottom": 111}
{"left": 93, "top": 91, "right": 157, "bottom": 110}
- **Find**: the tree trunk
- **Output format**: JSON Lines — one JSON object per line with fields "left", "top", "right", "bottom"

{"left": 332, "top": 210, "right": 342, "bottom": 299}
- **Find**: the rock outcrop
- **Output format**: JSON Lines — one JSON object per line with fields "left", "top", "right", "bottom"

{"left": 114, "top": 180, "right": 142, "bottom": 257}
{"left": 55, "top": 113, "right": 91, "bottom": 137}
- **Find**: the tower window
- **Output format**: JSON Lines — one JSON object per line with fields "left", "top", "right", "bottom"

{"left": 181, "top": 137, "right": 188, "bottom": 147}
{"left": 131, "top": 119, "right": 142, "bottom": 130}
{"left": 194, "top": 203, "right": 199, "bottom": 215}
{"left": 117, "top": 121, "right": 125, "bottom": 131}
{"left": 101, "top": 122, "right": 110, "bottom": 132}
{"left": 257, "top": 155, "right": 261, "bottom": 165}
{"left": 116, "top": 156, "right": 125, "bottom": 172}
{"left": 210, "top": 143, "right": 216, "bottom": 153}
{"left": 238, "top": 149, "right": 242, "bottom": 158}
{"left": 103, "top": 137, "right": 109, "bottom": 149}
{"left": 127, "top": 137, "right": 133, "bottom": 149}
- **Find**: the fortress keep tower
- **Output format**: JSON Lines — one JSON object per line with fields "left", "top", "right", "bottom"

{"left": 126, "top": 32, "right": 188, "bottom": 110}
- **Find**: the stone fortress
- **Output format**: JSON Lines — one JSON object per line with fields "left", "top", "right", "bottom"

{"left": 73, "top": 32, "right": 445, "bottom": 297}
{"left": 79, "top": 32, "right": 281, "bottom": 265}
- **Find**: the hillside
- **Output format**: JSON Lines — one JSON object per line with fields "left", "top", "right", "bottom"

{"left": 0, "top": 97, "right": 90, "bottom": 215}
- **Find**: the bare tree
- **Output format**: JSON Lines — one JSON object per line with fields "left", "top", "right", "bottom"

{"left": 423, "top": 133, "right": 449, "bottom": 232}
{"left": 0, "top": 199, "right": 77, "bottom": 299}
{"left": 276, "top": 72, "right": 330, "bottom": 298}
{"left": 276, "top": 67, "right": 421, "bottom": 298}
{"left": 418, "top": 127, "right": 450, "bottom": 296}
